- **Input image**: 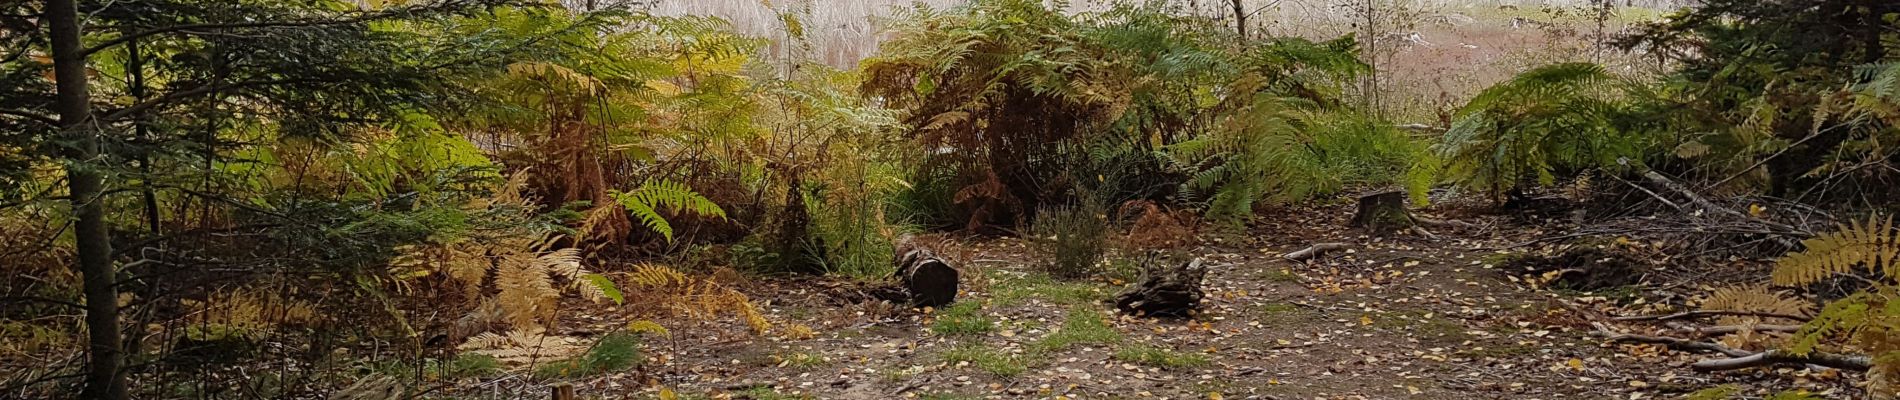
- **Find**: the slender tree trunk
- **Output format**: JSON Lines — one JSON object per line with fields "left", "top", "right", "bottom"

{"left": 47, "top": 0, "right": 127, "bottom": 398}
{"left": 1229, "top": 0, "right": 1246, "bottom": 39}
{"left": 129, "top": 37, "right": 159, "bottom": 237}
{"left": 1360, "top": 0, "right": 1382, "bottom": 117}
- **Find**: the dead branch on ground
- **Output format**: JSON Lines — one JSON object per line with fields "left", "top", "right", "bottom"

{"left": 1612, "top": 310, "right": 1810, "bottom": 322}
{"left": 1692, "top": 349, "right": 1872, "bottom": 372}
{"left": 1284, "top": 242, "right": 1351, "bottom": 262}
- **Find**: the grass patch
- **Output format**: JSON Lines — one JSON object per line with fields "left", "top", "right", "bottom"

{"left": 992, "top": 273, "right": 1108, "bottom": 307}
{"left": 1258, "top": 268, "right": 1301, "bottom": 283}
{"left": 940, "top": 343, "right": 1027, "bottom": 377}
{"left": 1031, "top": 306, "right": 1121, "bottom": 352}
{"left": 1684, "top": 385, "right": 1740, "bottom": 400}
{"left": 1112, "top": 344, "right": 1209, "bottom": 370}
{"left": 738, "top": 387, "right": 813, "bottom": 400}
{"left": 918, "top": 392, "right": 983, "bottom": 400}
{"left": 929, "top": 302, "right": 996, "bottom": 336}
{"left": 1257, "top": 302, "right": 1321, "bottom": 324}
{"left": 446, "top": 353, "right": 503, "bottom": 378}
{"left": 534, "top": 333, "right": 642, "bottom": 379}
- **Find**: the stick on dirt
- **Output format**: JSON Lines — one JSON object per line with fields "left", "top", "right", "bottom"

{"left": 1613, "top": 310, "right": 1810, "bottom": 322}
{"left": 1284, "top": 242, "right": 1351, "bottom": 261}
{"left": 1692, "top": 349, "right": 1872, "bottom": 372}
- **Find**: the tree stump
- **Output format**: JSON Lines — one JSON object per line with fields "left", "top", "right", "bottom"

{"left": 1351, "top": 189, "right": 1413, "bottom": 234}
{"left": 894, "top": 247, "right": 959, "bottom": 307}
{"left": 1115, "top": 258, "right": 1208, "bottom": 317}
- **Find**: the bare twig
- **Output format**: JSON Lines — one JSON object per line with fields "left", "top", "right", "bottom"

{"left": 1602, "top": 331, "right": 1753, "bottom": 357}
{"left": 1283, "top": 242, "right": 1351, "bottom": 261}
{"left": 1671, "top": 324, "right": 1802, "bottom": 336}
{"left": 1611, "top": 173, "right": 1681, "bottom": 210}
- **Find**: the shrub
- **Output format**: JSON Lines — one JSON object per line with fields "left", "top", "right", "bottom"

{"left": 1435, "top": 63, "right": 1642, "bottom": 201}
{"left": 1032, "top": 199, "right": 1110, "bottom": 280}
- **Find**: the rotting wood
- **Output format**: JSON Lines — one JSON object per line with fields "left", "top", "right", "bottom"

{"left": 1115, "top": 257, "right": 1208, "bottom": 317}
{"left": 1352, "top": 189, "right": 1413, "bottom": 234}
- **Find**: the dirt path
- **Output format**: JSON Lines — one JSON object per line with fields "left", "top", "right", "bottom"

{"left": 542, "top": 204, "right": 1851, "bottom": 399}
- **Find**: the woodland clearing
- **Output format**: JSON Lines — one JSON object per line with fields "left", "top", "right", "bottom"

{"left": 3, "top": 0, "right": 1897, "bottom": 399}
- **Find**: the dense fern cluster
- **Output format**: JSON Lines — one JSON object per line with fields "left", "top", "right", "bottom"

{"left": 1435, "top": 63, "right": 1643, "bottom": 201}
{"left": 865, "top": 0, "right": 1433, "bottom": 225}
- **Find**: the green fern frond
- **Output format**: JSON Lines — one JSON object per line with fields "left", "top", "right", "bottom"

{"left": 1790, "top": 292, "right": 1873, "bottom": 356}
{"left": 579, "top": 273, "right": 624, "bottom": 305}
{"left": 1436, "top": 62, "right": 1637, "bottom": 198}
{"left": 610, "top": 180, "right": 727, "bottom": 242}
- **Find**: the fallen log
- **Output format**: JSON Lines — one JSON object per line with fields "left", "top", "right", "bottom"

{"left": 1284, "top": 242, "right": 1351, "bottom": 262}
{"left": 894, "top": 248, "right": 959, "bottom": 308}
{"left": 1612, "top": 310, "right": 1810, "bottom": 322}
{"left": 1601, "top": 329, "right": 1870, "bottom": 372}
{"left": 1115, "top": 257, "right": 1208, "bottom": 317}
{"left": 1692, "top": 349, "right": 1872, "bottom": 372}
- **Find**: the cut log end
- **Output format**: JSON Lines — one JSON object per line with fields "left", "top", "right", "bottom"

{"left": 894, "top": 246, "right": 960, "bottom": 308}
{"left": 1352, "top": 190, "right": 1413, "bottom": 234}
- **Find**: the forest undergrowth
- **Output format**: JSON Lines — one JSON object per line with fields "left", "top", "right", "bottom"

{"left": 4, "top": 0, "right": 1900, "bottom": 399}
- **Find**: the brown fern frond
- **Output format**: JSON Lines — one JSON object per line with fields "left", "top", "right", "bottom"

{"left": 494, "top": 253, "right": 559, "bottom": 331}
{"left": 1701, "top": 285, "right": 1812, "bottom": 322}
{"left": 621, "top": 264, "right": 770, "bottom": 334}
{"left": 179, "top": 287, "right": 321, "bottom": 338}
{"left": 1700, "top": 285, "right": 1810, "bottom": 351}
{"left": 1773, "top": 214, "right": 1899, "bottom": 285}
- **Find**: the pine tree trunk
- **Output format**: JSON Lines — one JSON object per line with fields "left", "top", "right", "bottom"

{"left": 47, "top": 1, "right": 126, "bottom": 398}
